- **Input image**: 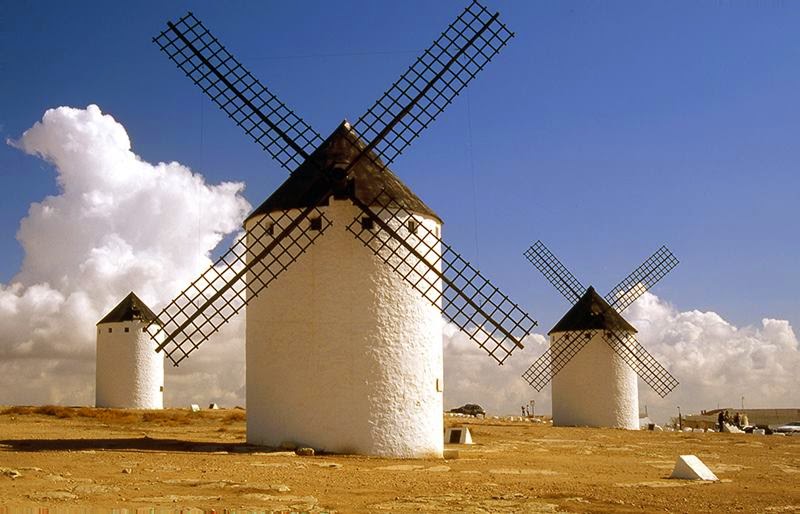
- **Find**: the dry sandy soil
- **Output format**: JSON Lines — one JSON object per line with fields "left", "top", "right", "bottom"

{"left": 0, "top": 407, "right": 798, "bottom": 513}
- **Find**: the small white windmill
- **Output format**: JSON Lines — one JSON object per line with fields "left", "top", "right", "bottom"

{"left": 96, "top": 292, "right": 164, "bottom": 409}
{"left": 147, "top": 2, "right": 536, "bottom": 457}
{"left": 522, "top": 241, "right": 679, "bottom": 429}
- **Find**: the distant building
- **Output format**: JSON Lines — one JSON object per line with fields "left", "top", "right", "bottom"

{"left": 682, "top": 408, "right": 800, "bottom": 429}
{"left": 96, "top": 292, "right": 164, "bottom": 409}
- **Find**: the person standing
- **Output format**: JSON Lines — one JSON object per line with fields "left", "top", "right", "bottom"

{"left": 718, "top": 410, "right": 725, "bottom": 432}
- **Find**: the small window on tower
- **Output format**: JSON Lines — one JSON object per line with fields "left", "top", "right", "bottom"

{"left": 266, "top": 222, "right": 274, "bottom": 236}
{"left": 143, "top": 327, "right": 147, "bottom": 332}
{"left": 310, "top": 217, "right": 322, "bottom": 231}
{"left": 160, "top": 386, "right": 164, "bottom": 392}
{"left": 108, "top": 328, "right": 113, "bottom": 333}
{"left": 361, "top": 217, "right": 374, "bottom": 231}
{"left": 407, "top": 219, "right": 418, "bottom": 235}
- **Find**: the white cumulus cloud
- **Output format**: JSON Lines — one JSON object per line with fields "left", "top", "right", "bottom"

{"left": 1, "top": 105, "right": 250, "bottom": 406}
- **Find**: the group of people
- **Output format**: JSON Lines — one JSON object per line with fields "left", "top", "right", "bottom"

{"left": 717, "top": 410, "right": 749, "bottom": 432}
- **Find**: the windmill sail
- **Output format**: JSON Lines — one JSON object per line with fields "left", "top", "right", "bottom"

{"left": 153, "top": 12, "right": 324, "bottom": 172}
{"left": 521, "top": 240, "right": 679, "bottom": 396}
{"left": 348, "top": 190, "right": 536, "bottom": 364}
{"left": 148, "top": 2, "right": 535, "bottom": 366}
{"left": 604, "top": 246, "right": 678, "bottom": 312}
{"left": 524, "top": 240, "right": 585, "bottom": 304}
{"left": 352, "top": 0, "right": 514, "bottom": 167}
{"left": 600, "top": 328, "right": 679, "bottom": 397}
{"left": 522, "top": 329, "right": 593, "bottom": 391}
{"left": 150, "top": 205, "right": 331, "bottom": 365}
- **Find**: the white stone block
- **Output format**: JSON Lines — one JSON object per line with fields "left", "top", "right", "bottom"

{"left": 190, "top": 404, "right": 200, "bottom": 412}
{"left": 753, "top": 428, "right": 765, "bottom": 435}
{"left": 444, "top": 427, "right": 473, "bottom": 445}
{"left": 669, "top": 455, "right": 718, "bottom": 481}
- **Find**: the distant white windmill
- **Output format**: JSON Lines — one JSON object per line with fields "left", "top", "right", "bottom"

{"left": 147, "top": 2, "right": 536, "bottom": 457}
{"left": 522, "top": 241, "right": 679, "bottom": 429}
{"left": 96, "top": 292, "right": 164, "bottom": 409}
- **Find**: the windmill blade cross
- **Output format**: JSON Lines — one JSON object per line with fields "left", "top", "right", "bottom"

{"left": 149, "top": 202, "right": 332, "bottom": 365}
{"left": 347, "top": 190, "right": 536, "bottom": 365}
{"left": 600, "top": 329, "right": 679, "bottom": 397}
{"left": 351, "top": 0, "right": 513, "bottom": 167}
{"left": 604, "top": 246, "right": 679, "bottom": 313}
{"left": 523, "top": 240, "right": 585, "bottom": 304}
{"left": 153, "top": 12, "right": 324, "bottom": 172}
{"left": 521, "top": 329, "right": 593, "bottom": 391}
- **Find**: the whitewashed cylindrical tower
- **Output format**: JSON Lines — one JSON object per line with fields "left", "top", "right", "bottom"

{"left": 96, "top": 292, "right": 165, "bottom": 409}
{"left": 549, "top": 287, "right": 639, "bottom": 429}
{"left": 245, "top": 122, "right": 444, "bottom": 457}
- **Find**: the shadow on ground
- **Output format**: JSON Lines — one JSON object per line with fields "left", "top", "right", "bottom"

{"left": 0, "top": 437, "right": 276, "bottom": 453}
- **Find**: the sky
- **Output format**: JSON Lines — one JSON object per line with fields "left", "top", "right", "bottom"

{"left": 1, "top": 1, "right": 798, "bottom": 424}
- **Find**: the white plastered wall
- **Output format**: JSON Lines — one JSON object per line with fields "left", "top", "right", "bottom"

{"left": 550, "top": 329, "right": 638, "bottom": 429}
{"left": 95, "top": 321, "right": 165, "bottom": 409}
{"left": 245, "top": 198, "right": 444, "bottom": 457}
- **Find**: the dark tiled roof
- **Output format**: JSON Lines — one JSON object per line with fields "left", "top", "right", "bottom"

{"left": 97, "top": 292, "right": 159, "bottom": 325}
{"left": 548, "top": 286, "right": 637, "bottom": 335}
{"left": 245, "top": 121, "right": 440, "bottom": 223}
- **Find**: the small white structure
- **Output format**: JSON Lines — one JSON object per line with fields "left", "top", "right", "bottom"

{"left": 669, "top": 455, "right": 719, "bottom": 481}
{"left": 95, "top": 292, "right": 164, "bottom": 409}
{"left": 245, "top": 123, "right": 444, "bottom": 458}
{"left": 550, "top": 287, "right": 639, "bottom": 429}
{"left": 445, "top": 426, "right": 473, "bottom": 445}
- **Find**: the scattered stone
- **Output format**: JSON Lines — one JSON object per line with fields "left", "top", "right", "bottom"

{"left": 314, "top": 462, "right": 342, "bottom": 469}
{"left": 27, "top": 491, "right": 78, "bottom": 501}
{"left": 132, "top": 494, "right": 219, "bottom": 502}
{"left": 242, "top": 493, "right": 317, "bottom": 505}
{"left": 20, "top": 467, "right": 43, "bottom": 472}
{"left": 489, "top": 468, "right": 560, "bottom": 475}
{"left": 1, "top": 468, "right": 22, "bottom": 479}
{"left": 122, "top": 468, "right": 132, "bottom": 474}
{"left": 376, "top": 464, "right": 425, "bottom": 471}
{"left": 426, "top": 465, "right": 451, "bottom": 472}
{"left": 73, "top": 484, "right": 120, "bottom": 495}
{"left": 295, "top": 447, "right": 315, "bottom": 456}
{"left": 669, "top": 455, "right": 719, "bottom": 481}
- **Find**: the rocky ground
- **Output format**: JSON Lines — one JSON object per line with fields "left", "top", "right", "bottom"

{"left": 0, "top": 406, "right": 798, "bottom": 513}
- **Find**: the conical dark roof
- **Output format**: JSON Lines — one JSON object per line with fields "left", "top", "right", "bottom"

{"left": 97, "top": 292, "right": 159, "bottom": 325}
{"left": 245, "top": 121, "right": 440, "bottom": 223}
{"left": 548, "top": 286, "right": 636, "bottom": 335}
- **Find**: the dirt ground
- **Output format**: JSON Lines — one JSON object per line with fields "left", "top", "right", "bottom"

{"left": 0, "top": 407, "right": 798, "bottom": 513}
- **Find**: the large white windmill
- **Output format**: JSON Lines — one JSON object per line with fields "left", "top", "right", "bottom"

{"left": 522, "top": 241, "right": 679, "bottom": 429}
{"left": 147, "top": 1, "right": 536, "bottom": 457}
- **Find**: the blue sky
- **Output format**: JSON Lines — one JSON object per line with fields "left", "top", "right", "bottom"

{"left": 2, "top": 0, "right": 799, "bottom": 334}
